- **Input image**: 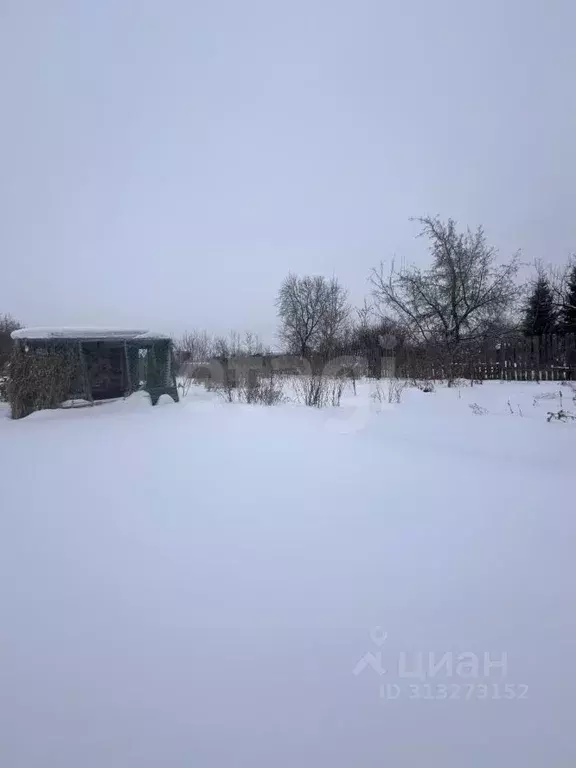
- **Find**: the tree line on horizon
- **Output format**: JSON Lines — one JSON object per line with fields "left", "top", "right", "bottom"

{"left": 168, "top": 216, "right": 576, "bottom": 390}
{"left": 272, "top": 216, "right": 576, "bottom": 364}
{"left": 3, "top": 216, "right": 576, "bottom": 374}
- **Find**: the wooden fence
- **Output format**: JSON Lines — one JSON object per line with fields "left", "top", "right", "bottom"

{"left": 396, "top": 333, "right": 576, "bottom": 382}
{"left": 180, "top": 334, "right": 576, "bottom": 385}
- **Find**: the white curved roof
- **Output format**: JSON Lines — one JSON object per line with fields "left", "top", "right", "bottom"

{"left": 11, "top": 327, "right": 169, "bottom": 341}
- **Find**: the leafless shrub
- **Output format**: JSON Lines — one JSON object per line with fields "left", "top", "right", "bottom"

{"left": 8, "top": 344, "right": 84, "bottom": 419}
{"left": 411, "top": 378, "right": 435, "bottom": 393}
{"left": 322, "top": 355, "right": 365, "bottom": 395}
{"left": 239, "top": 371, "right": 285, "bottom": 406}
{"left": 215, "top": 377, "right": 235, "bottom": 403}
{"left": 0, "top": 374, "right": 8, "bottom": 403}
{"left": 371, "top": 382, "right": 386, "bottom": 406}
{"left": 469, "top": 403, "right": 488, "bottom": 415}
{"left": 329, "top": 376, "right": 347, "bottom": 407}
{"left": 209, "top": 366, "right": 236, "bottom": 403}
{"left": 294, "top": 374, "right": 330, "bottom": 407}
{"left": 372, "top": 378, "right": 407, "bottom": 406}
{"left": 348, "top": 370, "right": 358, "bottom": 395}
{"left": 215, "top": 370, "right": 285, "bottom": 406}
{"left": 238, "top": 371, "right": 261, "bottom": 404}
{"left": 0, "top": 314, "right": 22, "bottom": 379}
{"left": 178, "top": 360, "right": 218, "bottom": 395}
{"left": 257, "top": 373, "right": 285, "bottom": 406}
{"left": 342, "top": 359, "right": 366, "bottom": 395}
{"left": 387, "top": 378, "right": 407, "bottom": 404}
{"left": 177, "top": 372, "right": 195, "bottom": 398}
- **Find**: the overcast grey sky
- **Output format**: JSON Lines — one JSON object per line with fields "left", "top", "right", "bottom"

{"left": 1, "top": 0, "right": 575, "bottom": 343}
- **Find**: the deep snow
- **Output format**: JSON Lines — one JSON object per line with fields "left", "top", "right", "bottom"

{"left": 0, "top": 380, "right": 574, "bottom": 767}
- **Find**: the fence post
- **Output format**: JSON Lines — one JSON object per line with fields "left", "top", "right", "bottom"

{"left": 568, "top": 333, "right": 576, "bottom": 380}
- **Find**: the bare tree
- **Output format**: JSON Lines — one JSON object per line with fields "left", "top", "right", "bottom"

{"left": 542, "top": 256, "right": 576, "bottom": 333}
{"left": 174, "top": 330, "right": 212, "bottom": 395}
{"left": 213, "top": 330, "right": 268, "bottom": 358}
{"left": 179, "top": 329, "right": 214, "bottom": 363}
{"left": 356, "top": 298, "right": 374, "bottom": 329}
{"left": 370, "top": 217, "right": 521, "bottom": 381}
{"left": 242, "top": 331, "right": 268, "bottom": 355}
{"left": 0, "top": 314, "right": 20, "bottom": 333}
{"left": 317, "top": 277, "right": 351, "bottom": 355}
{"left": 0, "top": 313, "right": 22, "bottom": 369}
{"left": 213, "top": 334, "right": 230, "bottom": 358}
{"left": 276, "top": 273, "right": 350, "bottom": 357}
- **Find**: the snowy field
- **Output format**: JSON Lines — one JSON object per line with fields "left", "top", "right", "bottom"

{"left": 1, "top": 379, "right": 575, "bottom": 767}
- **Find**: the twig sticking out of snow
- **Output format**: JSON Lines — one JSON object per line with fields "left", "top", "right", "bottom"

{"left": 547, "top": 409, "right": 576, "bottom": 423}
{"left": 534, "top": 391, "right": 561, "bottom": 401}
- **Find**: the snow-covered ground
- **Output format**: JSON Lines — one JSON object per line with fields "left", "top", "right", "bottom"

{"left": 1, "top": 379, "right": 575, "bottom": 767}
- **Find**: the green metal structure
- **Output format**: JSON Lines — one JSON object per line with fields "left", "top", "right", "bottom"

{"left": 9, "top": 327, "right": 179, "bottom": 419}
